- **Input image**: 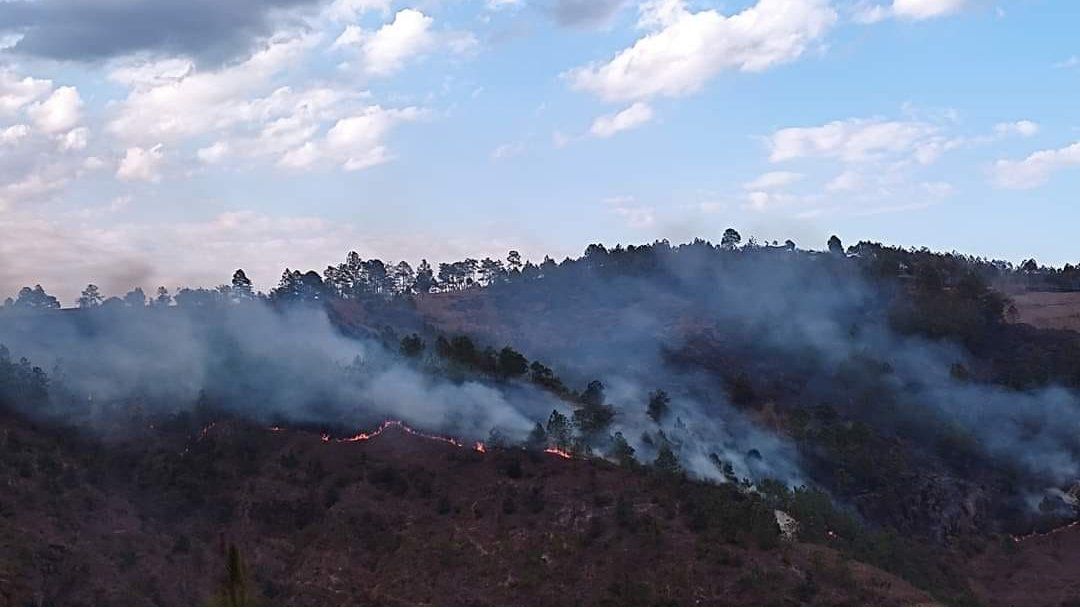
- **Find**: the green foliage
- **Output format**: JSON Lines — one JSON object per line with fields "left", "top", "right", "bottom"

{"left": 213, "top": 544, "right": 253, "bottom": 606}
{"left": 608, "top": 431, "right": 636, "bottom": 467}
{"left": 399, "top": 333, "right": 425, "bottom": 358}
{"left": 496, "top": 346, "right": 528, "bottom": 378}
{"left": 646, "top": 389, "right": 670, "bottom": 423}
{"left": 653, "top": 446, "right": 681, "bottom": 476}
{"left": 545, "top": 410, "right": 571, "bottom": 449}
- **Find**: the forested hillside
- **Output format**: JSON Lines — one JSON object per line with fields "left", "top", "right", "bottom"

{"left": 4, "top": 233, "right": 1080, "bottom": 604}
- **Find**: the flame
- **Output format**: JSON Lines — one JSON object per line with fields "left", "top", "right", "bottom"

{"left": 197, "top": 422, "right": 216, "bottom": 441}
{"left": 320, "top": 432, "right": 331, "bottom": 443}
{"left": 474, "top": 441, "right": 486, "bottom": 453}
{"left": 268, "top": 426, "right": 284, "bottom": 432}
{"left": 337, "top": 419, "right": 464, "bottom": 447}
{"left": 1010, "top": 520, "right": 1080, "bottom": 543}
{"left": 544, "top": 447, "right": 572, "bottom": 459}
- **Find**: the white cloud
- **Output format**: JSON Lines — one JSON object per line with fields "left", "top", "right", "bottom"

{"left": 768, "top": 118, "right": 948, "bottom": 164}
{"left": 278, "top": 105, "right": 424, "bottom": 171}
{"left": 589, "top": 102, "right": 654, "bottom": 138}
{"left": 825, "top": 170, "right": 863, "bottom": 192}
{"left": 108, "top": 34, "right": 314, "bottom": 144}
{"left": 491, "top": 141, "right": 525, "bottom": 160}
{"left": 0, "top": 124, "right": 29, "bottom": 146}
{"left": 855, "top": 0, "right": 966, "bottom": 23}
{"left": 58, "top": 127, "right": 89, "bottom": 151}
{"left": 743, "top": 170, "right": 803, "bottom": 190}
{"left": 992, "top": 142, "right": 1080, "bottom": 190}
{"left": 28, "top": 86, "right": 82, "bottom": 134}
{"left": 486, "top": 0, "right": 523, "bottom": 9}
{"left": 326, "top": 0, "right": 393, "bottom": 21}
{"left": 334, "top": 9, "right": 476, "bottom": 76}
{"left": 0, "top": 70, "right": 52, "bottom": 115}
{"left": 566, "top": 0, "right": 836, "bottom": 102}
{"left": 893, "top": 0, "right": 965, "bottom": 19}
{"left": 993, "top": 120, "right": 1039, "bottom": 138}
{"left": 602, "top": 195, "right": 654, "bottom": 228}
{"left": 117, "top": 144, "right": 165, "bottom": 182}
{"left": 197, "top": 141, "right": 231, "bottom": 164}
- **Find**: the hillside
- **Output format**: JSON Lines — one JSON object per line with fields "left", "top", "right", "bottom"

{"left": 5, "top": 237, "right": 1080, "bottom": 605}
{"left": 0, "top": 407, "right": 933, "bottom": 606}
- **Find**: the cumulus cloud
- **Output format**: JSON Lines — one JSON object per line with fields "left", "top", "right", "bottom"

{"left": 58, "top": 127, "right": 89, "bottom": 151}
{"left": 0, "top": 0, "right": 329, "bottom": 65}
{"left": 602, "top": 195, "right": 654, "bottom": 228}
{"left": 334, "top": 8, "right": 477, "bottom": 77}
{"left": 0, "top": 70, "right": 51, "bottom": 114}
{"left": 117, "top": 144, "right": 165, "bottom": 182}
{"left": 993, "top": 120, "right": 1039, "bottom": 138}
{"left": 589, "top": 102, "right": 653, "bottom": 138}
{"left": 992, "top": 142, "right": 1080, "bottom": 190}
{"left": 767, "top": 117, "right": 952, "bottom": 164}
{"left": 854, "top": 0, "right": 966, "bottom": 23}
{"left": 0, "top": 124, "right": 29, "bottom": 146}
{"left": 278, "top": 105, "right": 424, "bottom": 171}
{"left": 107, "top": 34, "right": 314, "bottom": 144}
{"left": 565, "top": 0, "right": 836, "bottom": 102}
{"left": 28, "top": 86, "right": 82, "bottom": 134}
{"left": 743, "top": 171, "right": 803, "bottom": 191}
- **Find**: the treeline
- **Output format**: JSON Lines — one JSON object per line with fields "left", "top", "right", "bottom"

{"left": 5, "top": 228, "right": 1076, "bottom": 311}
{"left": 395, "top": 330, "right": 682, "bottom": 471}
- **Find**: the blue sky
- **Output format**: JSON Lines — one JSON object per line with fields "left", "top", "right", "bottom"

{"left": 0, "top": 0, "right": 1075, "bottom": 302}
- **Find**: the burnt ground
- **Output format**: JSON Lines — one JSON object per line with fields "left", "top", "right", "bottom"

{"left": 0, "top": 408, "right": 933, "bottom": 606}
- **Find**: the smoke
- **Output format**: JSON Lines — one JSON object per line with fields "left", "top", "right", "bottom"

{"left": 428, "top": 242, "right": 1080, "bottom": 502}
{"left": 0, "top": 303, "right": 555, "bottom": 443}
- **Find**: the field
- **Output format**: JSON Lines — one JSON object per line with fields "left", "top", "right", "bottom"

{"left": 1008, "top": 291, "right": 1080, "bottom": 331}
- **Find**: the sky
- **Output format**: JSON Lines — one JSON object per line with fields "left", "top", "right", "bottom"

{"left": 0, "top": 0, "right": 1076, "bottom": 303}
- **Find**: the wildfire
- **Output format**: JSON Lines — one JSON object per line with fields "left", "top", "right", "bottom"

{"left": 544, "top": 447, "right": 573, "bottom": 459}
{"left": 197, "top": 422, "right": 216, "bottom": 441}
{"left": 474, "top": 442, "right": 486, "bottom": 453}
{"left": 336, "top": 419, "right": 464, "bottom": 447}
{"left": 1010, "top": 520, "right": 1080, "bottom": 543}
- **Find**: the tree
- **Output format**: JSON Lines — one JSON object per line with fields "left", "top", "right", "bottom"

{"left": 609, "top": 431, "right": 636, "bottom": 467}
{"left": 123, "top": 287, "right": 146, "bottom": 307}
{"left": 575, "top": 380, "right": 614, "bottom": 438}
{"left": 230, "top": 269, "right": 254, "bottom": 301}
{"left": 828, "top": 235, "right": 844, "bottom": 255}
{"left": 399, "top": 334, "right": 425, "bottom": 359}
{"left": 77, "top": 284, "right": 103, "bottom": 309}
{"left": 496, "top": 346, "right": 528, "bottom": 379}
{"left": 647, "top": 389, "right": 670, "bottom": 423}
{"left": 479, "top": 257, "right": 506, "bottom": 286}
{"left": 581, "top": 380, "right": 605, "bottom": 408}
{"left": 414, "top": 259, "right": 435, "bottom": 294}
{"left": 154, "top": 286, "right": 172, "bottom": 307}
{"left": 214, "top": 543, "right": 252, "bottom": 606}
{"left": 721, "top": 228, "right": 742, "bottom": 250}
{"left": 507, "top": 250, "right": 523, "bottom": 275}
{"left": 654, "top": 445, "right": 681, "bottom": 475}
{"left": 13, "top": 285, "right": 60, "bottom": 310}
{"left": 784, "top": 239, "right": 796, "bottom": 251}
{"left": 526, "top": 422, "right": 547, "bottom": 449}
{"left": 391, "top": 261, "right": 415, "bottom": 295}
{"left": 546, "top": 410, "right": 572, "bottom": 449}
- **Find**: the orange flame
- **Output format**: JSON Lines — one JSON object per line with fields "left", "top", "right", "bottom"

{"left": 197, "top": 422, "right": 216, "bottom": 441}
{"left": 544, "top": 447, "right": 572, "bottom": 459}
{"left": 1010, "top": 520, "right": 1080, "bottom": 543}
{"left": 474, "top": 442, "right": 486, "bottom": 453}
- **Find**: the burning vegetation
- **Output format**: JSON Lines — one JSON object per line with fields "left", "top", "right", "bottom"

{"left": 4, "top": 234, "right": 1080, "bottom": 603}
